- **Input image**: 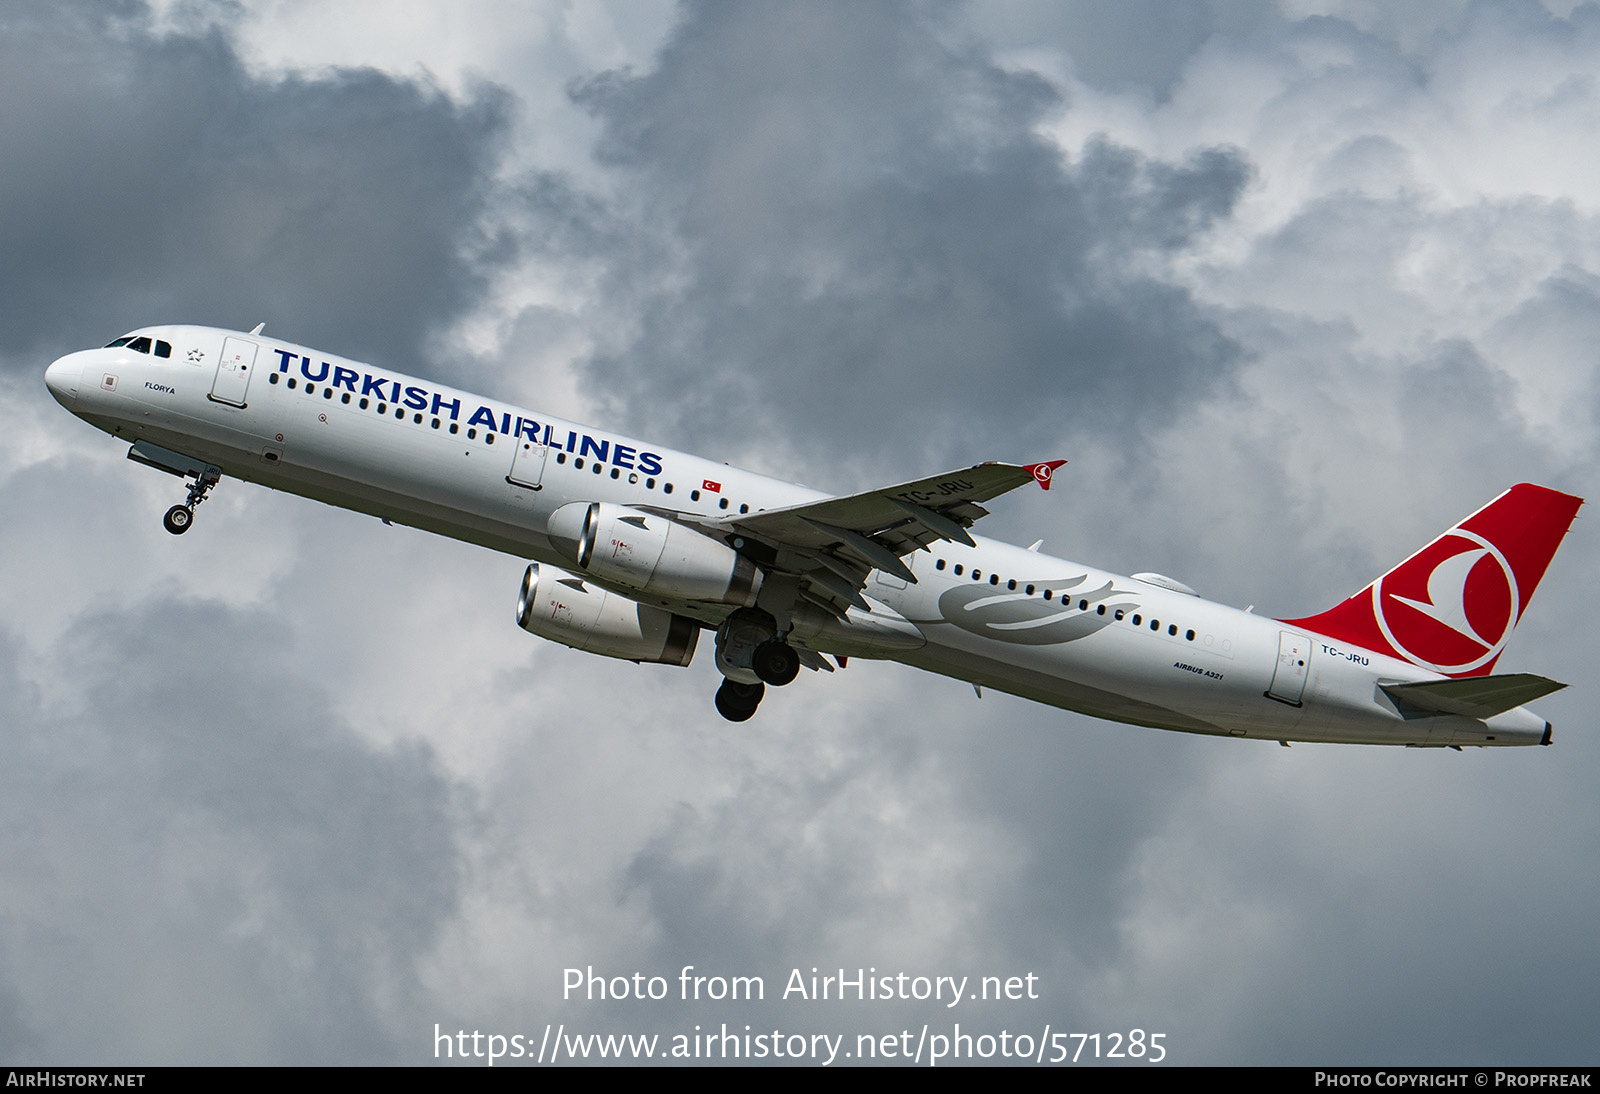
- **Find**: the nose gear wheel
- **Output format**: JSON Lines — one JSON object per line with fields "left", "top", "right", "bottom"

{"left": 163, "top": 505, "right": 193, "bottom": 535}
{"left": 162, "top": 467, "right": 220, "bottom": 535}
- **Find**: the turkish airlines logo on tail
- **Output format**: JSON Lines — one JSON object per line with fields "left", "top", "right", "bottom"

{"left": 1024, "top": 460, "right": 1066, "bottom": 491}
{"left": 1284, "top": 483, "right": 1581, "bottom": 678}
{"left": 1372, "top": 531, "right": 1518, "bottom": 674}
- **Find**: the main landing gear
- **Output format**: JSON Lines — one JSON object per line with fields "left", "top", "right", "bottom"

{"left": 752, "top": 639, "right": 801, "bottom": 686}
{"left": 715, "top": 679, "right": 765, "bottom": 722}
{"left": 713, "top": 609, "right": 802, "bottom": 721}
{"left": 162, "top": 467, "right": 220, "bottom": 536}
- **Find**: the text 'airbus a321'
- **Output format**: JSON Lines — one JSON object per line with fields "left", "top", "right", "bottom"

{"left": 44, "top": 325, "right": 1582, "bottom": 746}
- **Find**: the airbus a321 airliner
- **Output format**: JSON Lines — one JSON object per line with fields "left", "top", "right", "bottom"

{"left": 44, "top": 325, "right": 1582, "bottom": 746}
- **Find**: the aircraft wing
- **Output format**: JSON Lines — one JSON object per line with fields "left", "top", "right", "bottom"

{"left": 681, "top": 460, "right": 1064, "bottom": 618}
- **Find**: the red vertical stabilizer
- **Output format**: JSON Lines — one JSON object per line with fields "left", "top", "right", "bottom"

{"left": 1284, "top": 484, "right": 1583, "bottom": 677}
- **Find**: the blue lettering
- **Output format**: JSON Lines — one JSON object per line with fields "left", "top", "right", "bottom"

{"left": 299, "top": 357, "right": 330, "bottom": 383}
{"left": 579, "top": 435, "right": 609, "bottom": 463}
{"left": 467, "top": 405, "right": 498, "bottom": 429}
{"left": 565, "top": 431, "right": 577, "bottom": 453}
{"left": 273, "top": 349, "right": 296, "bottom": 373}
{"left": 331, "top": 366, "right": 360, "bottom": 393}
{"left": 517, "top": 418, "right": 540, "bottom": 442}
{"left": 404, "top": 385, "right": 428, "bottom": 411}
{"left": 361, "top": 373, "right": 390, "bottom": 399}
{"left": 389, "top": 382, "right": 402, "bottom": 403}
{"left": 638, "top": 451, "right": 663, "bottom": 476}
{"left": 613, "top": 444, "right": 636, "bottom": 469}
{"left": 432, "top": 393, "right": 461, "bottom": 420}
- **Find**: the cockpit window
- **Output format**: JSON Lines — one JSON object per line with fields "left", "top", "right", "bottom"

{"left": 105, "top": 335, "right": 169, "bottom": 356}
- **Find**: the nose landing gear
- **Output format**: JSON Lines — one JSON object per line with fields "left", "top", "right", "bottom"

{"left": 125, "top": 440, "right": 223, "bottom": 536}
{"left": 162, "top": 466, "right": 220, "bottom": 535}
{"left": 163, "top": 505, "right": 193, "bottom": 535}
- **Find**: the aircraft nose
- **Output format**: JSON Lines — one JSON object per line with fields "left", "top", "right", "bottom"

{"left": 44, "top": 353, "right": 82, "bottom": 406}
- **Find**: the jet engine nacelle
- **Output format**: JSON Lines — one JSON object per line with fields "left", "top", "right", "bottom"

{"left": 546, "top": 502, "right": 762, "bottom": 607}
{"left": 516, "top": 561, "right": 699, "bottom": 666}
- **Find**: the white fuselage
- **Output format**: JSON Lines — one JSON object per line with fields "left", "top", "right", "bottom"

{"left": 44, "top": 326, "right": 1551, "bottom": 746}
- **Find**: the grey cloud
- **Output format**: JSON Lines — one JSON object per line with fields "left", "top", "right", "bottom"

{"left": 971, "top": 0, "right": 1282, "bottom": 100}
{"left": 0, "top": 600, "right": 465, "bottom": 1063}
{"left": 0, "top": 0, "right": 507, "bottom": 377}
{"left": 559, "top": 0, "right": 1250, "bottom": 478}
{"left": 1487, "top": 268, "right": 1600, "bottom": 467}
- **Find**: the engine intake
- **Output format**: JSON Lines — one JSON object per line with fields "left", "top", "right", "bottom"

{"left": 516, "top": 561, "right": 699, "bottom": 666}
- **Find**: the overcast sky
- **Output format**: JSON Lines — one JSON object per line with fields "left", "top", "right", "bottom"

{"left": 2, "top": 0, "right": 1597, "bottom": 1066}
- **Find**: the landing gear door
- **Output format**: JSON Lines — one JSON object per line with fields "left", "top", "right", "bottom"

{"left": 508, "top": 440, "right": 549, "bottom": 491}
{"left": 1267, "top": 630, "right": 1311, "bottom": 706}
{"left": 210, "top": 337, "right": 257, "bottom": 407}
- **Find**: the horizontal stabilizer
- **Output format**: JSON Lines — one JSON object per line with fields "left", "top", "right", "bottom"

{"left": 1380, "top": 673, "right": 1566, "bottom": 719}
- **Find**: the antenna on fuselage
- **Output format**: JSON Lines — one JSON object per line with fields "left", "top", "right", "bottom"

{"left": 249, "top": 322, "right": 265, "bottom": 336}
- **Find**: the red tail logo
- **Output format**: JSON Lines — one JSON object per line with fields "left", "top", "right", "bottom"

{"left": 1025, "top": 460, "right": 1066, "bottom": 490}
{"left": 1373, "top": 531, "right": 1517, "bottom": 673}
{"left": 1285, "top": 484, "right": 1582, "bottom": 677}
